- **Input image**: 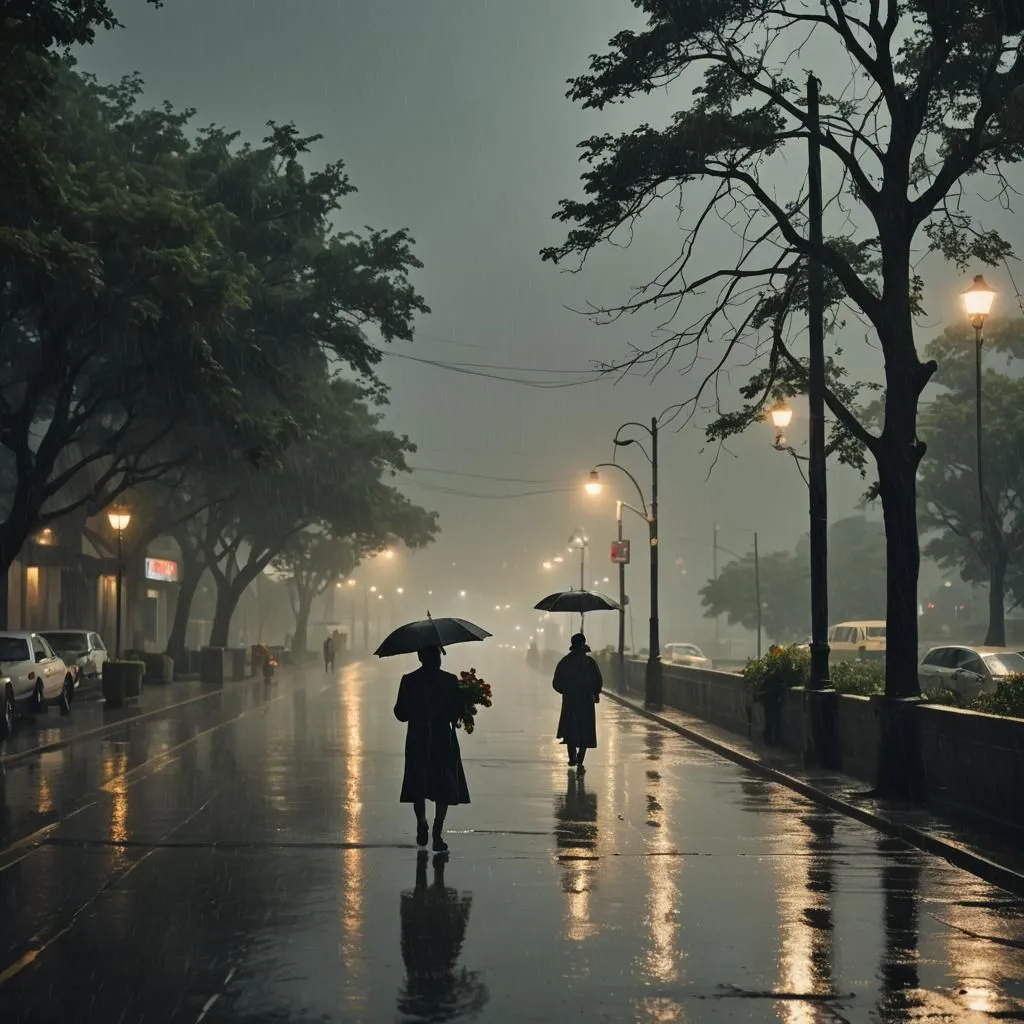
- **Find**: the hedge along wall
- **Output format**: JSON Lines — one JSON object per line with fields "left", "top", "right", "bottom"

{"left": 610, "top": 660, "right": 1024, "bottom": 835}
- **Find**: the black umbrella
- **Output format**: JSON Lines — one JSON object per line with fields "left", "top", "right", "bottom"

{"left": 534, "top": 590, "right": 620, "bottom": 613}
{"left": 374, "top": 614, "right": 492, "bottom": 658}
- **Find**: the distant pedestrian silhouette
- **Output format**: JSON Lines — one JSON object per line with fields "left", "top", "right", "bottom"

{"left": 553, "top": 632, "right": 602, "bottom": 773}
{"left": 323, "top": 635, "right": 335, "bottom": 672}
{"left": 394, "top": 646, "right": 470, "bottom": 851}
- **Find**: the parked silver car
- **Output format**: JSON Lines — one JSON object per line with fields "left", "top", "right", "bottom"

{"left": 918, "top": 645, "right": 1024, "bottom": 701}
{"left": 41, "top": 630, "right": 108, "bottom": 684}
{"left": 0, "top": 631, "right": 74, "bottom": 739}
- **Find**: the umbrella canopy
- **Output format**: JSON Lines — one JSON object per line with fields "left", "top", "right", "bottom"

{"left": 534, "top": 590, "right": 620, "bottom": 613}
{"left": 374, "top": 615, "right": 492, "bottom": 658}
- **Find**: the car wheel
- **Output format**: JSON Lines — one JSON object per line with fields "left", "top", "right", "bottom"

{"left": 30, "top": 680, "right": 45, "bottom": 714}
{"left": 59, "top": 676, "right": 73, "bottom": 716}
{"left": 0, "top": 685, "right": 13, "bottom": 740}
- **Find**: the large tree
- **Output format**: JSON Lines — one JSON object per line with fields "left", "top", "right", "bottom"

{"left": 97, "top": 88, "right": 432, "bottom": 653}
{"left": 917, "top": 318, "right": 1024, "bottom": 645}
{"left": 700, "top": 550, "right": 808, "bottom": 644}
{"left": 542, "top": 0, "right": 1024, "bottom": 706}
{"left": 0, "top": 65, "right": 255, "bottom": 625}
{"left": 271, "top": 530, "right": 359, "bottom": 657}
{"left": 193, "top": 381, "right": 438, "bottom": 648}
{"left": 701, "top": 517, "right": 887, "bottom": 643}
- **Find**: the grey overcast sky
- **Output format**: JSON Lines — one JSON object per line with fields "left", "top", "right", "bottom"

{"left": 80, "top": 1, "right": 1010, "bottom": 647}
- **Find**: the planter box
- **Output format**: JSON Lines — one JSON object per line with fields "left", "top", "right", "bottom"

{"left": 227, "top": 647, "right": 251, "bottom": 681}
{"left": 141, "top": 653, "right": 173, "bottom": 684}
{"left": 200, "top": 647, "right": 230, "bottom": 685}
{"left": 102, "top": 661, "right": 145, "bottom": 708}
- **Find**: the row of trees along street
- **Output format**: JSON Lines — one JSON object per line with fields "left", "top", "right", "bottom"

{"left": 699, "top": 319, "right": 1024, "bottom": 648}
{"left": 1, "top": 2, "right": 438, "bottom": 656}
{"left": 543, "top": 0, "right": 1024, "bottom": 722}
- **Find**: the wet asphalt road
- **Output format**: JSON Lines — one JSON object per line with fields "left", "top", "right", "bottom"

{"left": 0, "top": 653, "right": 1023, "bottom": 1023}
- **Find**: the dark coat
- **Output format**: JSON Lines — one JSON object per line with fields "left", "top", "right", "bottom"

{"left": 394, "top": 666, "right": 471, "bottom": 805}
{"left": 553, "top": 650, "right": 603, "bottom": 748}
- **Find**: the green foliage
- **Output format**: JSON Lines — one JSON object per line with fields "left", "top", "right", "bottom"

{"left": 743, "top": 645, "right": 886, "bottom": 704}
{"left": 543, "top": 0, "right": 1024, "bottom": 698}
{"left": 743, "top": 646, "right": 809, "bottom": 705}
{"left": 829, "top": 660, "right": 885, "bottom": 697}
{"left": 914, "top": 318, "right": 1024, "bottom": 641}
{"left": 0, "top": 62, "right": 257, "bottom": 576}
{"left": 971, "top": 674, "right": 1024, "bottom": 720}
{"left": 700, "top": 517, "right": 886, "bottom": 641}
{"left": 700, "top": 550, "right": 808, "bottom": 643}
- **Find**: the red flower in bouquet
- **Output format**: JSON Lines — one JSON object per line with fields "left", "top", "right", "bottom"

{"left": 456, "top": 668, "right": 493, "bottom": 733}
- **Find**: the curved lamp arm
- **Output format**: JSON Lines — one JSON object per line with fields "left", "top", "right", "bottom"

{"left": 592, "top": 462, "right": 649, "bottom": 518}
{"left": 613, "top": 421, "right": 654, "bottom": 466}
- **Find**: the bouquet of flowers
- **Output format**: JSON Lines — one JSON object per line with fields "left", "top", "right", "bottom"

{"left": 258, "top": 643, "right": 279, "bottom": 677}
{"left": 455, "top": 668, "right": 493, "bottom": 733}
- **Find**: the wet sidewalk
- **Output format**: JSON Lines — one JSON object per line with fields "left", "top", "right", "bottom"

{"left": 606, "top": 688, "right": 1024, "bottom": 897}
{"left": 0, "top": 652, "right": 1021, "bottom": 1022}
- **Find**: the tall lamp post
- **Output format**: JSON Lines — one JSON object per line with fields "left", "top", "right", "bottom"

{"left": 586, "top": 415, "right": 660, "bottom": 708}
{"left": 107, "top": 506, "right": 131, "bottom": 658}
{"left": 962, "top": 274, "right": 999, "bottom": 643}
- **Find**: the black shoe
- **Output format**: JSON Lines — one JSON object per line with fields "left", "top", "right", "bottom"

{"left": 432, "top": 828, "right": 449, "bottom": 853}
{"left": 577, "top": 763, "right": 586, "bottom": 774}
{"left": 416, "top": 821, "right": 429, "bottom": 847}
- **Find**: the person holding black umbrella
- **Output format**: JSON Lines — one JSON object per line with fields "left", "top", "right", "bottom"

{"left": 553, "top": 633, "right": 603, "bottom": 772}
{"left": 394, "top": 646, "right": 471, "bottom": 851}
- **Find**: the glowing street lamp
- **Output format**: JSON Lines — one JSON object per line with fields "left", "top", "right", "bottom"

{"left": 769, "top": 400, "right": 793, "bottom": 449}
{"left": 106, "top": 506, "right": 131, "bottom": 657}
{"left": 963, "top": 274, "right": 999, "bottom": 642}
{"left": 585, "top": 470, "right": 602, "bottom": 496}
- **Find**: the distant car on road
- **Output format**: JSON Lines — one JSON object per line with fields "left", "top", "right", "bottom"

{"left": 0, "top": 631, "right": 75, "bottom": 738}
{"left": 41, "top": 630, "right": 108, "bottom": 684}
{"left": 663, "top": 643, "right": 712, "bottom": 669}
{"left": 918, "top": 644, "right": 1024, "bottom": 701}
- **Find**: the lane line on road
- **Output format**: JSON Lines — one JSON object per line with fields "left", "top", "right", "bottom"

{"left": 0, "top": 686, "right": 230, "bottom": 768}
{"left": 0, "top": 687, "right": 290, "bottom": 864}
{"left": 0, "top": 801, "right": 98, "bottom": 873}
{"left": 196, "top": 966, "right": 238, "bottom": 1023}
{"left": 0, "top": 792, "right": 219, "bottom": 987}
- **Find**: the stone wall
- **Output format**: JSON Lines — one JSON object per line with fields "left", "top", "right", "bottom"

{"left": 610, "top": 659, "right": 1024, "bottom": 835}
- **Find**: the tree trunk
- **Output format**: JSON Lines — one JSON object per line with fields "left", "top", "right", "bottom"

{"left": 292, "top": 590, "right": 313, "bottom": 659}
{"left": 984, "top": 552, "right": 1007, "bottom": 647}
{"left": 209, "top": 562, "right": 264, "bottom": 647}
{"left": 877, "top": 440, "right": 922, "bottom": 698}
{"left": 166, "top": 563, "right": 202, "bottom": 664}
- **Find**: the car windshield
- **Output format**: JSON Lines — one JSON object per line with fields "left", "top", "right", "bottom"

{"left": 982, "top": 652, "right": 1024, "bottom": 676}
{"left": 42, "top": 631, "right": 88, "bottom": 652}
{"left": 0, "top": 637, "right": 30, "bottom": 662}
{"left": 865, "top": 626, "right": 886, "bottom": 638}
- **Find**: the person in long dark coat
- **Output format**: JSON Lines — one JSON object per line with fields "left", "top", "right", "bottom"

{"left": 394, "top": 646, "right": 471, "bottom": 851}
{"left": 553, "top": 632, "right": 603, "bottom": 773}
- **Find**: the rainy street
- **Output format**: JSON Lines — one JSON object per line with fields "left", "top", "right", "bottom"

{"left": 0, "top": 657, "right": 1020, "bottom": 1023}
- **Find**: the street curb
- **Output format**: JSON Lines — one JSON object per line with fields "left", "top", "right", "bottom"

{"left": 606, "top": 690, "right": 1024, "bottom": 898}
{"left": 0, "top": 685, "right": 227, "bottom": 769}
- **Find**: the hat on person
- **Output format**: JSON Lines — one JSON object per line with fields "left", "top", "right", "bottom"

{"left": 570, "top": 633, "right": 587, "bottom": 650}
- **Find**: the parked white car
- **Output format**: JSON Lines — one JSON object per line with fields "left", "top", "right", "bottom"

{"left": 41, "top": 630, "right": 108, "bottom": 683}
{"left": 0, "top": 631, "right": 74, "bottom": 738}
{"left": 663, "top": 643, "right": 713, "bottom": 669}
{"left": 918, "top": 645, "right": 1024, "bottom": 701}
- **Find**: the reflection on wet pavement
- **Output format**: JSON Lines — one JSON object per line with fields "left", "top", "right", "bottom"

{"left": 0, "top": 654, "right": 1020, "bottom": 1022}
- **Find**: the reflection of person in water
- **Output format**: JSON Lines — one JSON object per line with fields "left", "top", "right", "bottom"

{"left": 397, "top": 852, "right": 489, "bottom": 1022}
{"left": 554, "top": 771, "right": 598, "bottom": 852}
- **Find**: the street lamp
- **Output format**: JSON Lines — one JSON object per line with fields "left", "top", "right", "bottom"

{"left": 962, "top": 274, "right": 998, "bottom": 642}
{"left": 585, "top": 471, "right": 602, "bottom": 496}
{"left": 106, "top": 506, "right": 131, "bottom": 658}
{"left": 769, "top": 401, "right": 793, "bottom": 449}
{"left": 587, "top": 414, "right": 661, "bottom": 709}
